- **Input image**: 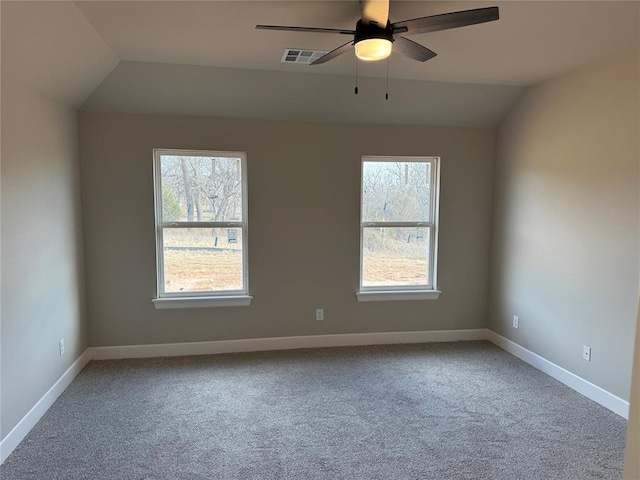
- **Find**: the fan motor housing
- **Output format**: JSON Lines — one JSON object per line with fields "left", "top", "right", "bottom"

{"left": 354, "top": 20, "right": 395, "bottom": 44}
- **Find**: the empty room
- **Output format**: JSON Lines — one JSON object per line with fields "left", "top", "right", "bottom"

{"left": 1, "top": 1, "right": 639, "bottom": 478}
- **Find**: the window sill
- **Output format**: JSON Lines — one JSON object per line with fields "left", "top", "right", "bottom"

{"left": 355, "top": 290, "right": 441, "bottom": 302}
{"left": 152, "top": 295, "right": 253, "bottom": 309}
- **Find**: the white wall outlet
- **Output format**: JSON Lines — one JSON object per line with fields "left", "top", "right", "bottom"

{"left": 315, "top": 308, "right": 324, "bottom": 321}
{"left": 59, "top": 338, "right": 65, "bottom": 357}
{"left": 583, "top": 345, "right": 592, "bottom": 362}
{"left": 512, "top": 315, "right": 519, "bottom": 329}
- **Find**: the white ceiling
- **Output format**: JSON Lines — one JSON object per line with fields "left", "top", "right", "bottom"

{"left": 2, "top": 1, "right": 637, "bottom": 126}
{"left": 75, "top": 0, "right": 640, "bottom": 86}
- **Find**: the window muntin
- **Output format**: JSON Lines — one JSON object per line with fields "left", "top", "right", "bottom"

{"left": 360, "top": 156, "right": 439, "bottom": 292}
{"left": 154, "top": 149, "right": 248, "bottom": 298}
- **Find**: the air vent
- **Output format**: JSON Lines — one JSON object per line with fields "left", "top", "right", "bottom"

{"left": 281, "top": 48, "right": 328, "bottom": 64}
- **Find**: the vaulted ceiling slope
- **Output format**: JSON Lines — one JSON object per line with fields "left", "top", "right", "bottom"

{"left": 1, "top": 1, "right": 120, "bottom": 107}
{"left": 81, "top": 61, "right": 524, "bottom": 127}
{"left": 2, "top": 1, "right": 638, "bottom": 126}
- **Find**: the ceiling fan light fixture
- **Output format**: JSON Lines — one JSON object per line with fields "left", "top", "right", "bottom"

{"left": 257, "top": 4, "right": 500, "bottom": 65}
{"left": 354, "top": 38, "right": 392, "bottom": 61}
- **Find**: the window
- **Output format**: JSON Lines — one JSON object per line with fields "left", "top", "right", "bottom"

{"left": 357, "top": 156, "right": 441, "bottom": 302}
{"left": 152, "top": 149, "right": 251, "bottom": 309}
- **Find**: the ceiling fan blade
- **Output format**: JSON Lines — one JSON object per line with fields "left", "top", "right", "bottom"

{"left": 256, "top": 25, "right": 355, "bottom": 35}
{"left": 361, "top": 0, "right": 390, "bottom": 27}
{"left": 310, "top": 41, "right": 354, "bottom": 65}
{"left": 393, "top": 36, "right": 437, "bottom": 62}
{"left": 391, "top": 6, "right": 499, "bottom": 35}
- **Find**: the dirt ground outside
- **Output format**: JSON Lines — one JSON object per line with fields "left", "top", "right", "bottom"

{"left": 163, "top": 250, "right": 428, "bottom": 292}
{"left": 362, "top": 253, "right": 428, "bottom": 287}
{"left": 164, "top": 250, "right": 243, "bottom": 292}
{"left": 162, "top": 228, "right": 429, "bottom": 292}
{"left": 163, "top": 228, "right": 243, "bottom": 292}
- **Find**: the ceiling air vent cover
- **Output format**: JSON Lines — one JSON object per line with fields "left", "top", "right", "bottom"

{"left": 281, "top": 48, "right": 329, "bottom": 64}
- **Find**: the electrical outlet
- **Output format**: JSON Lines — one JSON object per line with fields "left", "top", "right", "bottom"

{"left": 316, "top": 309, "right": 324, "bottom": 321}
{"left": 59, "top": 338, "right": 65, "bottom": 357}
{"left": 512, "top": 315, "right": 519, "bottom": 329}
{"left": 583, "top": 345, "right": 591, "bottom": 362}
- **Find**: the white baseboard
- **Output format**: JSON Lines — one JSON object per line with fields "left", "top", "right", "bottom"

{"left": 90, "top": 328, "right": 488, "bottom": 360}
{"left": 0, "top": 349, "right": 92, "bottom": 464}
{"left": 486, "top": 330, "right": 629, "bottom": 419}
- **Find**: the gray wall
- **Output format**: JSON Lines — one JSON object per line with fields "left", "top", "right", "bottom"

{"left": 489, "top": 49, "right": 639, "bottom": 401}
{"left": 624, "top": 295, "right": 640, "bottom": 478}
{"left": 1, "top": 76, "right": 88, "bottom": 439}
{"left": 79, "top": 112, "right": 496, "bottom": 347}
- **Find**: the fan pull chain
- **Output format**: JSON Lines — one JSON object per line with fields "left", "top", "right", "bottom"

{"left": 385, "top": 57, "right": 389, "bottom": 100}
{"left": 355, "top": 57, "right": 359, "bottom": 95}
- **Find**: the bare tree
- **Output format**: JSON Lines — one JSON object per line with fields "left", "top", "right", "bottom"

{"left": 187, "top": 161, "right": 204, "bottom": 221}
{"left": 164, "top": 155, "right": 242, "bottom": 223}
{"left": 180, "top": 157, "right": 194, "bottom": 222}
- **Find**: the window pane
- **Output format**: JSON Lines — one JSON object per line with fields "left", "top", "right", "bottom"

{"left": 362, "top": 227, "right": 430, "bottom": 287}
{"left": 362, "top": 161, "right": 431, "bottom": 222}
{"left": 160, "top": 155, "right": 243, "bottom": 223}
{"left": 163, "top": 228, "right": 243, "bottom": 293}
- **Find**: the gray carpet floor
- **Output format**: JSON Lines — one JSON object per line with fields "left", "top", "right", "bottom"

{"left": 1, "top": 341, "right": 628, "bottom": 479}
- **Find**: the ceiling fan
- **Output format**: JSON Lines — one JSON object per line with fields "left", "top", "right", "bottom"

{"left": 256, "top": 1, "right": 499, "bottom": 65}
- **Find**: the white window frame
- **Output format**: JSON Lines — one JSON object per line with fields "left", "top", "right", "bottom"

{"left": 151, "top": 148, "right": 251, "bottom": 309}
{"left": 357, "top": 155, "right": 441, "bottom": 302}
